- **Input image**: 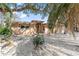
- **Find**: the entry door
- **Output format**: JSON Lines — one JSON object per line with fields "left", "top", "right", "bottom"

{"left": 36, "top": 23, "right": 40, "bottom": 33}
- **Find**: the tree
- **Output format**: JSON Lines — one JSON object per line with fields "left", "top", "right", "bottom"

{"left": 0, "top": 3, "right": 13, "bottom": 37}
{"left": 0, "top": 3, "right": 12, "bottom": 28}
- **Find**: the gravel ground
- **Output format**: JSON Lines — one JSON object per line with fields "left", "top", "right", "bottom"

{"left": 1, "top": 33, "right": 79, "bottom": 56}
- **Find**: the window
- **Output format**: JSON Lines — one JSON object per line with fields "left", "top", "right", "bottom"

{"left": 21, "top": 25, "right": 29, "bottom": 29}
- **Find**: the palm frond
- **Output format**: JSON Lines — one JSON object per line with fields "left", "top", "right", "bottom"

{"left": 48, "top": 3, "right": 70, "bottom": 30}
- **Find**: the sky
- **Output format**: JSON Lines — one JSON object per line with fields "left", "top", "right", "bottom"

{"left": 0, "top": 3, "right": 48, "bottom": 23}
{"left": 14, "top": 12, "right": 48, "bottom": 23}
{"left": 12, "top": 3, "right": 48, "bottom": 23}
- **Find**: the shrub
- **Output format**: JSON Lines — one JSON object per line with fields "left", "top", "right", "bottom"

{"left": 0, "top": 27, "right": 12, "bottom": 37}
{"left": 33, "top": 34, "right": 45, "bottom": 49}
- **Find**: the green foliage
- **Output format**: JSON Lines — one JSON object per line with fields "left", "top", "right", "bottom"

{"left": 0, "top": 27, "right": 12, "bottom": 37}
{"left": 33, "top": 34, "right": 44, "bottom": 48}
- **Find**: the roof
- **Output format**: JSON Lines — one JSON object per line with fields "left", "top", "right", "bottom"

{"left": 31, "top": 20, "right": 44, "bottom": 23}
{"left": 11, "top": 21, "right": 30, "bottom": 27}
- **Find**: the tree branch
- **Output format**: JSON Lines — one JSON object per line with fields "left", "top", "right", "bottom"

{"left": 12, "top": 5, "right": 40, "bottom": 12}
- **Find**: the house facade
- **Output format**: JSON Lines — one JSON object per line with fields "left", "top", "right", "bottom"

{"left": 11, "top": 20, "right": 48, "bottom": 35}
